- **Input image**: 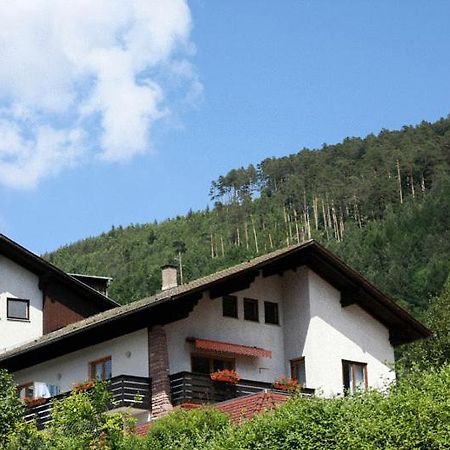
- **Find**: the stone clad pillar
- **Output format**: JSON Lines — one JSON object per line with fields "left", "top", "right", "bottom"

{"left": 148, "top": 325, "right": 173, "bottom": 418}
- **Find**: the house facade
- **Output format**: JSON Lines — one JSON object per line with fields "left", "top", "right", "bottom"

{"left": 0, "top": 233, "right": 117, "bottom": 350}
{"left": 0, "top": 239, "right": 430, "bottom": 426}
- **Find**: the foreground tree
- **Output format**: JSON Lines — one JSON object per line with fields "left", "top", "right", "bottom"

{"left": 2, "top": 380, "right": 139, "bottom": 450}
{"left": 0, "top": 369, "right": 24, "bottom": 442}
{"left": 399, "top": 276, "right": 450, "bottom": 372}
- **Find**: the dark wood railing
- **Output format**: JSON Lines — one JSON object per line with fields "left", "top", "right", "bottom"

{"left": 169, "top": 371, "right": 314, "bottom": 405}
{"left": 24, "top": 375, "right": 151, "bottom": 429}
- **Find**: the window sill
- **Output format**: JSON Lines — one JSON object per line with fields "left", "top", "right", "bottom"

{"left": 7, "top": 317, "right": 31, "bottom": 323}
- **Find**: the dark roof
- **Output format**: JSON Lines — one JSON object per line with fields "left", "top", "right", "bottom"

{"left": 0, "top": 240, "right": 431, "bottom": 372}
{"left": 0, "top": 234, "right": 118, "bottom": 310}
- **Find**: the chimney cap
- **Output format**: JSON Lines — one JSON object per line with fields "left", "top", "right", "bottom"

{"left": 161, "top": 264, "right": 178, "bottom": 291}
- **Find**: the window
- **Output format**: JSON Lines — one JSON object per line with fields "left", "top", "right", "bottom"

{"left": 222, "top": 295, "right": 238, "bottom": 318}
{"left": 7, "top": 298, "right": 29, "bottom": 320}
{"left": 290, "top": 358, "right": 306, "bottom": 387}
{"left": 264, "top": 301, "right": 279, "bottom": 324}
{"left": 191, "top": 355, "right": 235, "bottom": 374}
{"left": 89, "top": 356, "right": 112, "bottom": 381}
{"left": 243, "top": 298, "right": 259, "bottom": 322}
{"left": 342, "top": 360, "right": 367, "bottom": 394}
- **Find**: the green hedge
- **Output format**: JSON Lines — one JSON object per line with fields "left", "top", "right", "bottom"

{"left": 2, "top": 365, "right": 450, "bottom": 449}
{"left": 143, "top": 365, "right": 450, "bottom": 450}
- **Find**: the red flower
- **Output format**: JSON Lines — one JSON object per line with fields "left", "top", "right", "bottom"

{"left": 24, "top": 397, "right": 48, "bottom": 407}
{"left": 210, "top": 369, "right": 240, "bottom": 385}
{"left": 73, "top": 380, "right": 96, "bottom": 392}
{"left": 273, "top": 377, "right": 299, "bottom": 392}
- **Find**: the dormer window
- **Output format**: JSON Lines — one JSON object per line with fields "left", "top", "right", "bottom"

{"left": 7, "top": 298, "right": 30, "bottom": 321}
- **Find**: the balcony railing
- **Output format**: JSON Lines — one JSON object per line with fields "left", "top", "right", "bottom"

{"left": 24, "top": 375, "right": 151, "bottom": 429}
{"left": 169, "top": 371, "right": 314, "bottom": 405}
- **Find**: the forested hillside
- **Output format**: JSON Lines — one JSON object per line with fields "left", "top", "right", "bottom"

{"left": 46, "top": 117, "right": 450, "bottom": 313}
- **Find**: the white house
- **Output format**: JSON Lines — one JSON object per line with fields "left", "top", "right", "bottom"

{"left": 0, "top": 239, "right": 430, "bottom": 427}
{"left": 0, "top": 234, "right": 117, "bottom": 354}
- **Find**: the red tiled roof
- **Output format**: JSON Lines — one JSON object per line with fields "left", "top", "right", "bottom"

{"left": 134, "top": 392, "right": 289, "bottom": 435}
{"left": 216, "top": 391, "right": 289, "bottom": 423}
{"left": 189, "top": 338, "right": 272, "bottom": 358}
{"left": 135, "top": 422, "right": 151, "bottom": 436}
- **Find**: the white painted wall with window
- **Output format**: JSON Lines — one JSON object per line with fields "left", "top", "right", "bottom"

{"left": 165, "top": 273, "right": 287, "bottom": 383}
{"left": 302, "top": 270, "right": 396, "bottom": 397}
{"left": 0, "top": 255, "right": 43, "bottom": 353}
{"left": 13, "top": 329, "right": 149, "bottom": 396}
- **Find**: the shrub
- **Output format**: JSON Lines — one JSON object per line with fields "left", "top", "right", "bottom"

{"left": 0, "top": 369, "right": 24, "bottom": 442}
{"left": 146, "top": 407, "right": 231, "bottom": 450}
{"left": 45, "top": 381, "right": 136, "bottom": 449}
{"left": 216, "top": 365, "right": 450, "bottom": 449}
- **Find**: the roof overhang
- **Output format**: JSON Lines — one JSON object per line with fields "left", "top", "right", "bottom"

{"left": 0, "top": 234, "right": 118, "bottom": 310}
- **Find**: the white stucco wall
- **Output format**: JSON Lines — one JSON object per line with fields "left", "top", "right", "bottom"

{"left": 0, "top": 255, "right": 43, "bottom": 353}
{"left": 14, "top": 329, "right": 149, "bottom": 394}
{"left": 11, "top": 266, "right": 397, "bottom": 400}
{"left": 303, "top": 270, "right": 396, "bottom": 396}
{"left": 165, "top": 274, "right": 286, "bottom": 383}
{"left": 281, "top": 266, "right": 310, "bottom": 375}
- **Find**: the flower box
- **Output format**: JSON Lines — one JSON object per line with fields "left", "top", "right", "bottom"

{"left": 24, "top": 397, "right": 48, "bottom": 408}
{"left": 273, "top": 377, "right": 299, "bottom": 392}
{"left": 73, "top": 380, "right": 96, "bottom": 393}
{"left": 210, "top": 369, "right": 240, "bottom": 385}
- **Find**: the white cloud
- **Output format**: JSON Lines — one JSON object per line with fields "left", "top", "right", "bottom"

{"left": 0, "top": 0, "right": 198, "bottom": 188}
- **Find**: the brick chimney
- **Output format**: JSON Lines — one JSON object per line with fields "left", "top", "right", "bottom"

{"left": 148, "top": 325, "right": 173, "bottom": 418}
{"left": 161, "top": 264, "right": 178, "bottom": 291}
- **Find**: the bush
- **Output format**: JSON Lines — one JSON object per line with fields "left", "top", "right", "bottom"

{"left": 44, "top": 381, "right": 136, "bottom": 450}
{"left": 215, "top": 365, "right": 450, "bottom": 450}
{"left": 146, "top": 407, "right": 231, "bottom": 450}
{"left": 0, "top": 369, "right": 24, "bottom": 442}
{"left": 140, "top": 366, "right": 450, "bottom": 449}
{"left": 2, "top": 366, "right": 450, "bottom": 449}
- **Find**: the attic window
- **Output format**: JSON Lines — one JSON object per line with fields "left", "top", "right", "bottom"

{"left": 222, "top": 295, "right": 238, "bottom": 318}
{"left": 264, "top": 301, "right": 279, "bottom": 325}
{"left": 244, "top": 298, "right": 259, "bottom": 322}
{"left": 7, "top": 298, "right": 30, "bottom": 320}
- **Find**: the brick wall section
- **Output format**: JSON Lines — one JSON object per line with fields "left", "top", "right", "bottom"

{"left": 148, "top": 325, "right": 173, "bottom": 418}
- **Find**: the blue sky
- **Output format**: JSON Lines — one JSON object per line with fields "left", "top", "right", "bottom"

{"left": 1, "top": 0, "right": 450, "bottom": 255}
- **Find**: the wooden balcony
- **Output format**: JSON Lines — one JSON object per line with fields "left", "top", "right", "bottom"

{"left": 24, "top": 375, "right": 151, "bottom": 429}
{"left": 169, "top": 371, "right": 314, "bottom": 405}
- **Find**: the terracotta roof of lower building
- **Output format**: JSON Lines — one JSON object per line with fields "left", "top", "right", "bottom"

{"left": 216, "top": 391, "right": 289, "bottom": 423}
{"left": 134, "top": 422, "right": 152, "bottom": 436}
{"left": 133, "top": 392, "right": 289, "bottom": 436}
